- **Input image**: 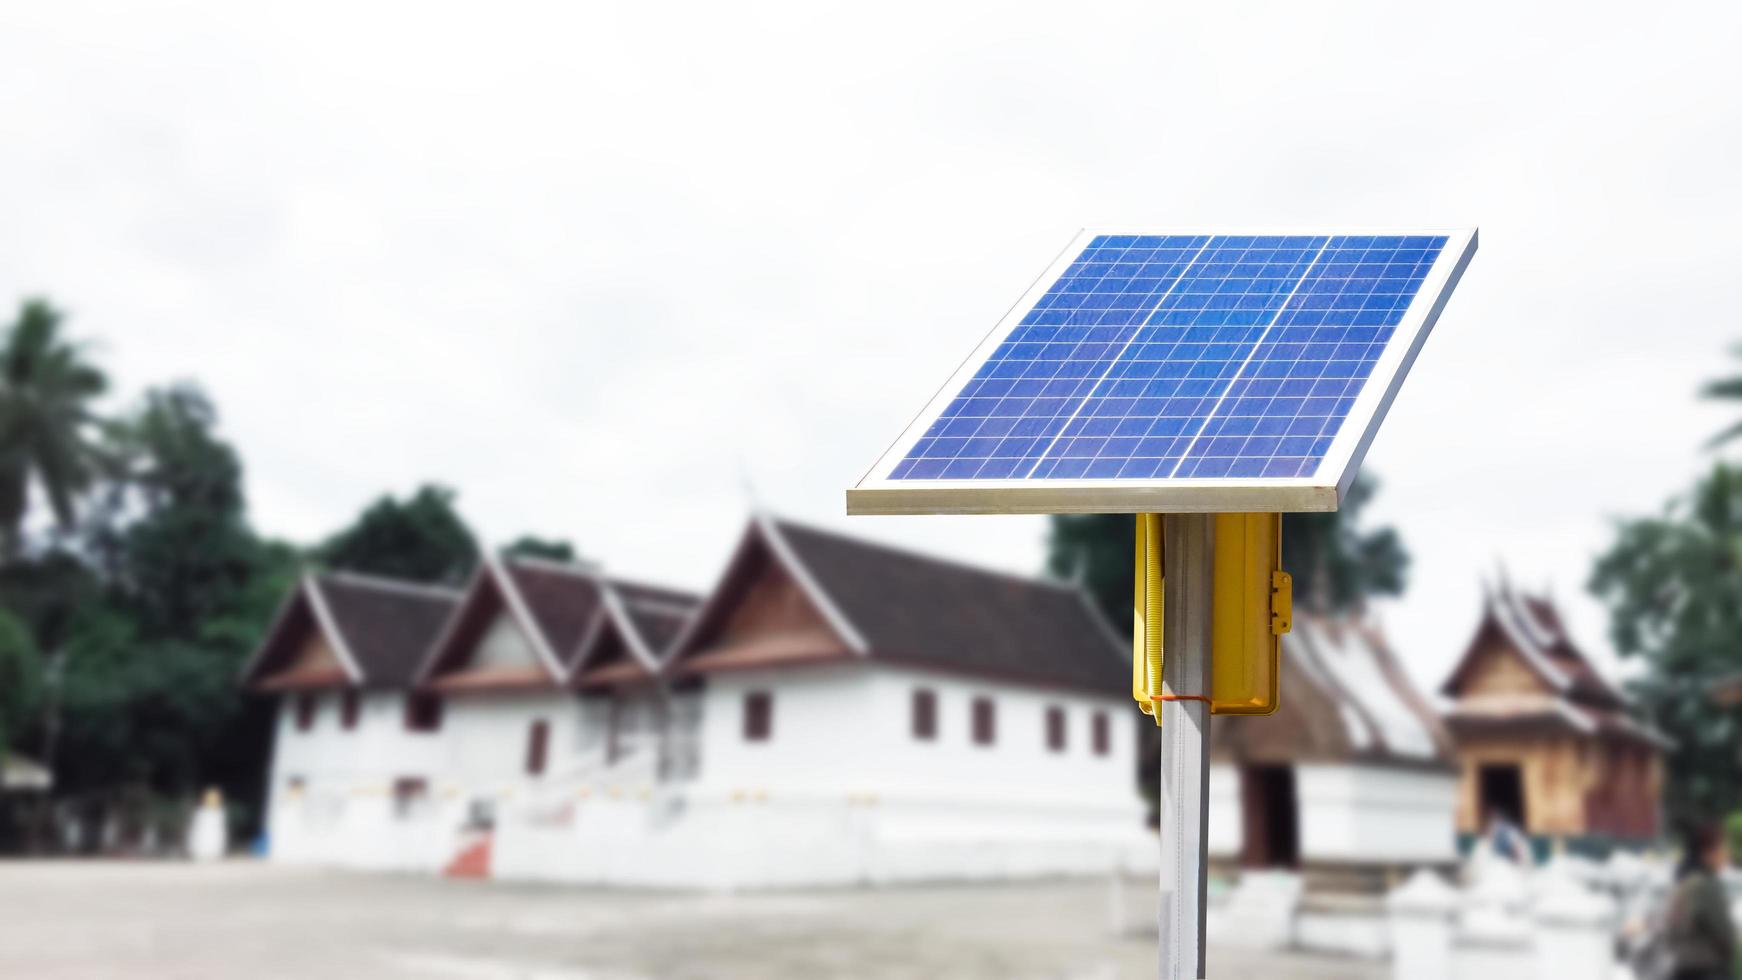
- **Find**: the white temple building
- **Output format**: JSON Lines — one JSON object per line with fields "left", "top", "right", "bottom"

{"left": 241, "top": 514, "right": 1153, "bottom": 888}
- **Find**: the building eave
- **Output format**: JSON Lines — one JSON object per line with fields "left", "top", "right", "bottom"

{"left": 303, "top": 574, "right": 366, "bottom": 685}
{"left": 755, "top": 511, "right": 871, "bottom": 656}
{"left": 413, "top": 565, "right": 489, "bottom": 686}
{"left": 1487, "top": 587, "right": 1573, "bottom": 693}
{"left": 237, "top": 578, "right": 309, "bottom": 688}
{"left": 487, "top": 553, "right": 574, "bottom": 684}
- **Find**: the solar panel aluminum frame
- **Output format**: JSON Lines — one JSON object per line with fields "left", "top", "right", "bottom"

{"left": 847, "top": 226, "right": 1478, "bottom": 516}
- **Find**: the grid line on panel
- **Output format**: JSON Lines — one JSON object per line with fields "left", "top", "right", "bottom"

{"left": 1168, "top": 234, "right": 1448, "bottom": 479}
{"left": 1026, "top": 235, "right": 1330, "bottom": 481}
{"left": 889, "top": 234, "right": 1210, "bottom": 481}
{"left": 1161, "top": 238, "right": 1332, "bottom": 479}
{"left": 1017, "top": 236, "right": 1218, "bottom": 478}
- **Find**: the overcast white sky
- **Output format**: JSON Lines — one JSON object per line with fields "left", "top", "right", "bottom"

{"left": 2, "top": 1, "right": 1739, "bottom": 691}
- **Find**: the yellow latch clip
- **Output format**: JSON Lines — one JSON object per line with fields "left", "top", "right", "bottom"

{"left": 1271, "top": 570, "right": 1293, "bottom": 636}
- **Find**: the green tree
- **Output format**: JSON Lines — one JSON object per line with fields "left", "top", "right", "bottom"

{"left": 106, "top": 387, "right": 265, "bottom": 640}
{"left": 0, "top": 549, "right": 103, "bottom": 774}
{"left": 502, "top": 535, "right": 577, "bottom": 563}
{"left": 1046, "top": 513, "right": 1137, "bottom": 631}
{"left": 0, "top": 300, "right": 110, "bottom": 556}
{"left": 0, "top": 609, "right": 40, "bottom": 758}
{"left": 49, "top": 386, "right": 293, "bottom": 832}
{"left": 1701, "top": 349, "right": 1742, "bottom": 448}
{"left": 320, "top": 485, "right": 478, "bottom": 585}
{"left": 1590, "top": 463, "right": 1742, "bottom": 824}
{"left": 1283, "top": 475, "right": 1408, "bottom": 613}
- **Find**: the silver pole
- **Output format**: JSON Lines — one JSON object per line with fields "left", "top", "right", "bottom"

{"left": 1158, "top": 513, "right": 1213, "bottom": 979}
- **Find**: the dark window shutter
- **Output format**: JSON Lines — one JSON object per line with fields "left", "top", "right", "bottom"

{"left": 295, "top": 693, "right": 317, "bottom": 732}
{"left": 526, "top": 720, "right": 550, "bottom": 775}
{"left": 341, "top": 690, "right": 361, "bottom": 731}
{"left": 1092, "top": 711, "right": 1111, "bottom": 756}
{"left": 972, "top": 697, "right": 996, "bottom": 746}
{"left": 1045, "top": 705, "right": 1066, "bottom": 752}
{"left": 912, "top": 689, "right": 937, "bottom": 741}
{"left": 405, "top": 693, "right": 443, "bottom": 733}
{"left": 744, "top": 691, "right": 773, "bottom": 741}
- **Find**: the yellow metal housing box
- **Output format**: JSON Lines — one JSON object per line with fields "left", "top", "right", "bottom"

{"left": 1207, "top": 513, "right": 1286, "bottom": 715}
{"left": 1132, "top": 513, "right": 1292, "bottom": 719}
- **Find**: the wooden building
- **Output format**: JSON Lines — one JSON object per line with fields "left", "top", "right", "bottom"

{"left": 1440, "top": 582, "right": 1667, "bottom": 845}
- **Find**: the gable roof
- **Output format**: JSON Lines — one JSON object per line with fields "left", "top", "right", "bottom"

{"left": 1438, "top": 580, "right": 1670, "bottom": 749}
{"left": 613, "top": 581, "right": 701, "bottom": 657}
{"left": 569, "top": 579, "right": 700, "bottom": 685}
{"left": 500, "top": 556, "right": 606, "bottom": 660}
{"left": 417, "top": 555, "right": 599, "bottom": 687}
{"left": 1441, "top": 580, "right": 1627, "bottom": 708}
{"left": 1213, "top": 613, "right": 1454, "bottom": 768}
{"left": 668, "top": 513, "right": 1127, "bottom": 697}
{"left": 241, "top": 572, "right": 460, "bottom": 690}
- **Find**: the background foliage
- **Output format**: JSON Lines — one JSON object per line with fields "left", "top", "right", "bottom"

{"left": 1592, "top": 464, "right": 1742, "bottom": 827}
{"left": 0, "top": 302, "right": 570, "bottom": 848}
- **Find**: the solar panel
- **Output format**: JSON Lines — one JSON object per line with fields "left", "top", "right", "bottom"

{"left": 849, "top": 228, "right": 1477, "bottom": 515}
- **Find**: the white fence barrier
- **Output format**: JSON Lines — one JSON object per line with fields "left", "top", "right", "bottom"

{"left": 1205, "top": 851, "right": 1677, "bottom": 978}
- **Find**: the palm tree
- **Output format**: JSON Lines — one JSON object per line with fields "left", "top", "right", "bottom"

{"left": 0, "top": 300, "right": 109, "bottom": 557}
{"left": 1703, "top": 346, "right": 1742, "bottom": 448}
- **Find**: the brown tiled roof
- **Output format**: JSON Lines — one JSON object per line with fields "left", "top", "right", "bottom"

{"left": 1442, "top": 583, "right": 1628, "bottom": 710}
{"left": 766, "top": 518, "right": 1127, "bottom": 697}
{"left": 417, "top": 557, "right": 596, "bottom": 686}
{"left": 567, "top": 580, "right": 699, "bottom": 684}
{"left": 316, "top": 573, "right": 460, "bottom": 687}
{"left": 241, "top": 573, "right": 460, "bottom": 690}
{"left": 611, "top": 580, "right": 699, "bottom": 657}
{"left": 1517, "top": 595, "right": 1625, "bottom": 707}
{"left": 501, "top": 559, "right": 604, "bottom": 658}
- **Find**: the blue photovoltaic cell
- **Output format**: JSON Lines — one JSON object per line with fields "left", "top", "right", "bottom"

{"left": 888, "top": 234, "right": 1447, "bottom": 482}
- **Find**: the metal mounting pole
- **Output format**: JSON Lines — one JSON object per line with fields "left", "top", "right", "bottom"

{"left": 1158, "top": 513, "right": 1213, "bottom": 979}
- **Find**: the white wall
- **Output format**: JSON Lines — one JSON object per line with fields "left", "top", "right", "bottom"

{"left": 269, "top": 663, "right": 1157, "bottom": 888}
{"left": 859, "top": 665, "right": 1150, "bottom": 883}
{"left": 265, "top": 690, "right": 449, "bottom": 871}
{"left": 471, "top": 612, "right": 542, "bottom": 670}
{"left": 1206, "top": 761, "right": 1459, "bottom": 867}
{"left": 689, "top": 663, "right": 1138, "bottom": 806}
{"left": 1208, "top": 763, "right": 1241, "bottom": 859}
{"left": 441, "top": 691, "right": 576, "bottom": 794}
{"left": 689, "top": 663, "right": 879, "bottom": 799}
{"left": 494, "top": 663, "right": 1153, "bottom": 889}
{"left": 1297, "top": 764, "right": 1458, "bottom": 865}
